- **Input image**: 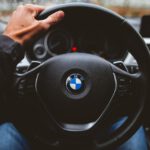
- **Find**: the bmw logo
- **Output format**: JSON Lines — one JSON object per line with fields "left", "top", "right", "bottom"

{"left": 66, "top": 73, "right": 85, "bottom": 93}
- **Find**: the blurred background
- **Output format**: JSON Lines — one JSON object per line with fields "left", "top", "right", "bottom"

{"left": 1, "top": 0, "right": 150, "bottom": 33}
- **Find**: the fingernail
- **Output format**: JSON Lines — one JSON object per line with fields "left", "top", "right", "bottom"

{"left": 57, "top": 10, "right": 65, "bottom": 19}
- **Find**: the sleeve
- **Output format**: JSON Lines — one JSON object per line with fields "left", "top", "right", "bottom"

{"left": 0, "top": 35, "right": 25, "bottom": 92}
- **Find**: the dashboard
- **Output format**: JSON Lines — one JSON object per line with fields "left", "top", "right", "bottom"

{"left": 1, "top": 14, "right": 149, "bottom": 70}
{"left": 17, "top": 16, "right": 150, "bottom": 75}
{"left": 26, "top": 14, "right": 127, "bottom": 63}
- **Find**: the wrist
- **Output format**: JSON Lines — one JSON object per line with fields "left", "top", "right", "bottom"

{"left": 3, "top": 32, "right": 25, "bottom": 46}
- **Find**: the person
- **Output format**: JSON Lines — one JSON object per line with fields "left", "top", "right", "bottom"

{"left": 0, "top": 4, "right": 149, "bottom": 150}
{"left": 0, "top": 4, "right": 64, "bottom": 150}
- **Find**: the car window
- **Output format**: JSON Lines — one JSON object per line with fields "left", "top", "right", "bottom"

{"left": 0, "top": 0, "right": 150, "bottom": 33}
{"left": 0, "top": 0, "right": 150, "bottom": 17}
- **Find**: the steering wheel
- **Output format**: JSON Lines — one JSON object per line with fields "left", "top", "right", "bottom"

{"left": 15, "top": 3, "right": 150, "bottom": 150}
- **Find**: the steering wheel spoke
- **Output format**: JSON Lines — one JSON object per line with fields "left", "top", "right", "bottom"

{"left": 14, "top": 61, "right": 45, "bottom": 98}
{"left": 15, "top": 61, "right": 42, "bottom": 78}
{"left": 110, "top": 63, "right": 142, "bottom": 98}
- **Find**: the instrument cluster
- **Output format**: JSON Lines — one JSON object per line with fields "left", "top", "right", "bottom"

{"left": 26, "top": 26, "right": 126, "bottom": 62}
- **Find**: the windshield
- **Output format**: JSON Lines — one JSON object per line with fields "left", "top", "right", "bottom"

{"left": 0, "top": 0, "right": 150, "bottom": 29}
{"left": 0, "top": 0, "right": 150, "bottom": 17}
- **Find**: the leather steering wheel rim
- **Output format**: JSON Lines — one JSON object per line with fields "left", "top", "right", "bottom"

{"left": 16, "top": 3, "right": 150, "bottom": 149}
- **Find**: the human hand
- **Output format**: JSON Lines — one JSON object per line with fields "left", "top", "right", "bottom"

{"left": 3, "top": 4, "right": 64, "bottom": 46}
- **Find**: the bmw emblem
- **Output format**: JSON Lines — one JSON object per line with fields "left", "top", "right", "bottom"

{"left": 66, "top": 73, "right": 85, "bottom": 93}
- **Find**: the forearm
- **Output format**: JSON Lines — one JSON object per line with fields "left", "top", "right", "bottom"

{"left": 0, "top": 35, "right": 24, "bottom": 92}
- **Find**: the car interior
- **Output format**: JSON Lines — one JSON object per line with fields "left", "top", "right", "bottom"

{"left": 1, "top": 1, "right": 150, "bottom": 150}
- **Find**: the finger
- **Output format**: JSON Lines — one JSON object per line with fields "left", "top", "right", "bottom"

{"left": 40, "top": 10, "right": 65, "bottom": 29}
